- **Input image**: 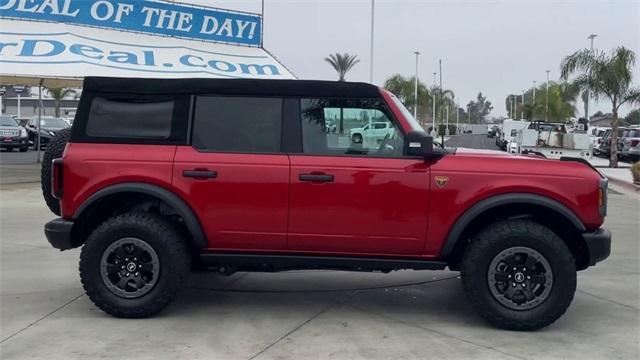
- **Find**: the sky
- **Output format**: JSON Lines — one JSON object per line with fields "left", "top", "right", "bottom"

{"left": 193, "top": 0, "right": 639, "bottom": 118}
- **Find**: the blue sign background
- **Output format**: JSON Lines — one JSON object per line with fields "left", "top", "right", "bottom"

{"left": 0, "top": 0, "right": 262, "bottom": 46}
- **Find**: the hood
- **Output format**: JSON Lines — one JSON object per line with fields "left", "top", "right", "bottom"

{"left": 0, "top": 125, "right": 22, "bottom": 130}
{"left": 40, "top": 126, "right": 69, "bottom": 132}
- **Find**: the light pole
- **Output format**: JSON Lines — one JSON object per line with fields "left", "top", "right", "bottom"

{"left": 521, "top": 90, "right": 525, "bottom": 120}
{"left": 467, "top": 104, "right": 471, "bottom": 125}
{"left": 0, "top": 86, "right": 5, "bottom": 114}
{"left": 432, "top": 72, "right": 436, "bottom": 135}
{"left": 413, "top": 50, "right": 420, "bottom": 120}
{"left": 369, "top": 0, "right": 375, "bottom": 83}
{"left": 445, "top": 105, "right": 449, "bottom": 135}
{"left": 456, "top": 104, "right": 459, "bottom": 133}
{"left": 14, "top": 86, "right": 25, "bottom": 118}
{"left": 545, "top": 70, "right": 550, "bottom": 121}
{"left": 532, "top": 81, "right": 536, "bottom": 120}
{"left": 511, "top": 95, "right": 515, "bottom": 119}
{"left": 439, "top": 59, "right": 443, "bottom": 144}
{"left": 586, "top": 34, "right": 597, "bottom": 123}
{"left": 532, "top": 81, "right": 536, "bottom": 104}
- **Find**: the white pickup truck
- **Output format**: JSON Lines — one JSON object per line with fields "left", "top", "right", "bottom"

{"left": 515, "top": 122, "right": 592, "bottom": 159}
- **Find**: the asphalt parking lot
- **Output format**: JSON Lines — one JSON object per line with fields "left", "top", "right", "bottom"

{"left": 1, "top": 140, "right": 639, "bottom": 360}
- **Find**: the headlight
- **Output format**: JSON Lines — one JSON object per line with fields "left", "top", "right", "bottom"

{"left": 20, "top": 128, "right": 27, "bottom": 137}
{"left": 49, "top": 131, "right": 56, "bottom": 136}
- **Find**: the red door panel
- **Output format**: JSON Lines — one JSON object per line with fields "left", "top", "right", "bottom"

{"left": 172, "top": 147, "right": 290, "bottom": 250}
{"left": 288, "top": 155, "right": 431, "bottom": 255}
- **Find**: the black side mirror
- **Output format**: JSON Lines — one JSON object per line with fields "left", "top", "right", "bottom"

{"left": 405, "top": 130, "right": 445, "bottom": 159}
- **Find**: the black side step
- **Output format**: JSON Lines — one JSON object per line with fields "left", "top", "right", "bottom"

{"left": 200, "top": 253, "right": 447, "bottom": 273}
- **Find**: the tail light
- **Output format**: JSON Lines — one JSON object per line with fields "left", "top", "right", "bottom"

{"left": 598, "top": 178, "right": 608, "bottom": 217}
{"left": 51, "top": 158, "right": 64, "bottom": 199}
{"left": 631, "top": 139, "right": 639, "bottom": 147}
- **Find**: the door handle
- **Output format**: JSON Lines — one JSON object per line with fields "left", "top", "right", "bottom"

{"left": 183, "top": 169, "right": 217, "bottom": 179}
{"left": 299, "top": 173, "right": 334, "bottom": 182}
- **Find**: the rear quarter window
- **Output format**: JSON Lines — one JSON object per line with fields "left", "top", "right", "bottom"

{"left": 72, "top": 94, "right": 189, "bottom": 144}
{"left": 86, "top": 98, "right": 173, "bottom": 139}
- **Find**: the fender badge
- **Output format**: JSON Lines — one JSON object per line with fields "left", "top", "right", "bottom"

{"left": 435, "top": 176, "right": 449, "bottom": 188}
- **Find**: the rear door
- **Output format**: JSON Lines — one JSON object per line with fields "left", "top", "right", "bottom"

{"left": 287, "top": 97, "right": 431, "bottom": 255}
{"left": 172, "top": 96, "right": 290, "bottom": 251}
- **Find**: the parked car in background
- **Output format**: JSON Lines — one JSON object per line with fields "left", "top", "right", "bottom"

{"left": 0, "top": 115, "right": 29, "bottom": 152}
{"left": 25, "top": 116, "right": 71, "bottom": 149}
{"left": 620, "top": 128, "right": 640, "bottom": 162}
{"left": 324, "top": 119, "right": 337, "bottom": 133}
{"left": 349, "top": 121, "right": 395, "bottom": 144}
{"left": 487, "top": 125, "right": 499, "bottom": 138}
{"left": 589, "top": 126, "right": 610, "bottom": 156}
{"left": 598, "top": 127, "right": 627, "bottom": 158}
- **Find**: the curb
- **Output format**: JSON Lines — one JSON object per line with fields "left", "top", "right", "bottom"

{"left": 607, "top": 175, "right": 640, "bottom": 193}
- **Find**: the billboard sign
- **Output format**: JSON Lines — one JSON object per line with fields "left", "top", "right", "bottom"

{"left": 0, "top": 20, "right": 295, "bottom": 80}
{"left": 0, "top": 0, "right": 262, "bottom": 46}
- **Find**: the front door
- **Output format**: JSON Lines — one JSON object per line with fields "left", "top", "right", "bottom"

{"left": 172, "top": 96, "right": 289, "bottom": 251}
{"left": 287, "top": 97, "right": 431, "bottom": 255}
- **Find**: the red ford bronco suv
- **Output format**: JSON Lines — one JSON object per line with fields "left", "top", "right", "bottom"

{"left": 42, "top": 77, "right": 611, "bottom": 330}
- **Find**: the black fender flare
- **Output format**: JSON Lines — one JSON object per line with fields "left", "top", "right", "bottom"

{"left": 439, "top": 193, "right": 586, "bottom": 259}
{"left": 73, "top": 182, "right": 207, "bottom": 248}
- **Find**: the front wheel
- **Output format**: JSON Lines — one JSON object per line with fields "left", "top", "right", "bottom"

{"left": 80, "top": 213, "right": 191, "bottom": 318}
{"left": 461, "top": 220, "right": 576, "bottom": 331}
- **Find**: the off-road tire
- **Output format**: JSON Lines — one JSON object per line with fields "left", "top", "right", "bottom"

{"left": 80, "top": 212, "right": 191, "bottom": 318}
{"left": 41, "top": 128, "right": 71, "bottom": 215}
{"left": 461, "top": 219, "right": 576, "bottom": 331}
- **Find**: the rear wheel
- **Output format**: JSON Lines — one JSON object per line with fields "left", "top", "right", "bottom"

{"left": 352, "top": 134, "right": 363, "bottom": 143}
{"left": 461, "top": 219, "right": 576, "bottom": 331}
{"left": 80, "top": 213, "right": 190, "bottom": 318}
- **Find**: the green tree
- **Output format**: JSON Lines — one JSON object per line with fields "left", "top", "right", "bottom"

{"left": 467, "top": 92, "right": 493, "bottom": 123}
{"left": 324, "top": 53, "right": 360, "bottom": 82}
{"left": 384, "top": 74, "right": 430, "bottom": 114}
{"left": 561, "top": 46, "right": 640, "bottom": 167}
{"left": 625, "top": 109, "right": 640, "bottom": 125}
{"left": 47, "top": 87, "right": 76, "bottom": 118}
{"left": 506, "top": 82, "right": 578, "bottom": 122}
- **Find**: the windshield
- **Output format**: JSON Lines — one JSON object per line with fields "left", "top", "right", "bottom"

{"left": 37, "top": 117, "right": 69, "bottom": 128}
{"left": 387, "top": 92, "right": 425, "bottom": 132}
{"left": 0, "top": 116, "right": 18, "bottom": 126}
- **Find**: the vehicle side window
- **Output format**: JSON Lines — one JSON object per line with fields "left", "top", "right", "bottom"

{"left": 86, "top": 97, "right": 173, "bottom": 139}
{"left": 192, "top": 96, "right": 282, "bottom": 153}
{"left": 300, "top": 98, "right": 403, "bottom": 157}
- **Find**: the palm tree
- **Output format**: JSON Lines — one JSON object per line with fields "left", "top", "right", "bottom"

{"left": 561, "top": 46, "right": 640, "bottom": 167}
{"left": 384, "top": 74, "right": 430, "bottom": 120}
{"left": 47, "top": 87, "right": 76, "bottom": 118}
{"left": 324, "top": 53, "right": 360, "bottom": 81}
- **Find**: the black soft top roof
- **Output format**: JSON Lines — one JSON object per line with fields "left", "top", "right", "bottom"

{"left": 83, "top": 77, "right": 381, "bottom": 98}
